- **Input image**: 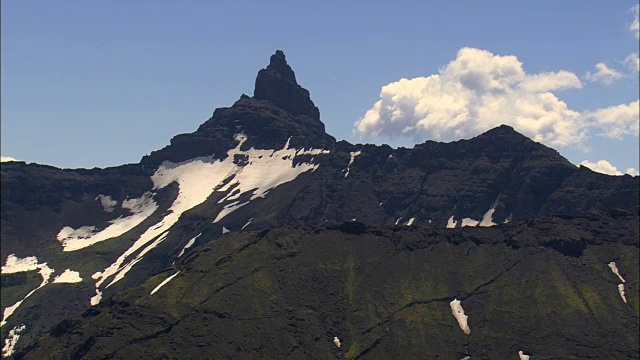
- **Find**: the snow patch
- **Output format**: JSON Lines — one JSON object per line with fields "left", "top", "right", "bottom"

{"left": 395, "top": 217, "right": 402, "bottom": 225}
{"left": 150, "top": 271, "right": 180, "bottom": 295}
{"left": 1, "top": 255, "right": 39, "bottom": 274}
{"left": 333, "top": 336, "right": 341, "bottom": 348}
{"left": 347, "top": 150, "right": 361, "bottom": 167}
{"left": 618, "top": 283, "right": 628, "bottom": 303}
{"left": 57, "top": 192, "right": 158, "bottom": 251}
{"left": 178, "top": 233, "right": 201, "bottom": 258}
{"left": 608, "top": 262, "right": 628, "bottom": 303}
{"left": 215, "top": 205, "right": 258, "bottom": 226}
{"left": 518, "top": 350, "right": 531, "bottom": 360}
{"left": 450, "top": 298, "right": 470, "bottom": 335}
{"left": 1, "top": 261, "right": 53, "bottom": 327}
{"left": 404, "top": 217, "right": 415, "bottom": 226}
{"left": 1, "top": 302, "right": 24, "bottom": 328}
{"left": 461, "top": 218, "right": 479, "bottom": 227}
{"left": 241, "top": 218, "right": 253, "bottom": 230}
{"left": 222, "top": 227, "right": 230, "bottom": 234}
{"left": 52, "top": 269, "right": 82, "bottom": 283}
{"left": 608, "top": 262, "right": 626, "bottom": 282}
{"left": 504, "top": 212, "right": 513, "bottom": 224}
{"left": 214, "top": 201, "right": 249, "bottom": 223}
{"left": 90, "top": 289, "right": 102, "bottom": 306}
{"left": 478, "top": 205, "right": 497, "bottom": 227}
{"left": 2, "top": 324, "right": 25, "bottom": 358}
{"left": 344, "top": 150, "right": 361, "bottom": 178}
{"left": 95, "top": 194, "right": 117, "bottom": 212}
{"left": 449, "top": 200, "right": 499, "bottom": 229}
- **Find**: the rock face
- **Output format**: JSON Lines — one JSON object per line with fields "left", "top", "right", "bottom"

{"left": 141, "top": 50, "right": 334, "bottom": 165}
{"left": 254, "top": 50, "right": 321, "bottom": 122}
{"left": 1, "top": 51, "right": 639, "bottom": 359}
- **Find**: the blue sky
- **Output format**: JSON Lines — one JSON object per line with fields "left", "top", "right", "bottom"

{"left": 2, "top": 1, "right": 638, "bottom": 174}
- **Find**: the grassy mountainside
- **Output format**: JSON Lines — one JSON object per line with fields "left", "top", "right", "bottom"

{"left": 20, "top": 215, "right": 639, "bottom": 359}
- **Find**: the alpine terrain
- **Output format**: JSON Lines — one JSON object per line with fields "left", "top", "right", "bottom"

{"left": 1, "top": 51, "right": 638, "bottom": 359}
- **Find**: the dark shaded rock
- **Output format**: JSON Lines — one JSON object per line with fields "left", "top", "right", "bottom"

{"left": 330, "top": 220, "right": 368, "bottom": 235}
{"left": 544, "top": 167, "right": 640, "bottom": 216}
{"left": 81, "top": 308, "right": 101, "bottom": 319}
{"left": 543, "top": 239, "right": 588, "bottom": 257}
{"left": 71, "top": 336, "right": 96, "bottom": 360}
{"left": 49, "top": 318, "right": 81, "bottom": 338}
{"left": 254, "top": 50, "right": 321, "bottom": 121}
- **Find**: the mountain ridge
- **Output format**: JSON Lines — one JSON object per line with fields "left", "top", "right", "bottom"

{"left": 1, "top": 50, "right": 638, "bottom": 359}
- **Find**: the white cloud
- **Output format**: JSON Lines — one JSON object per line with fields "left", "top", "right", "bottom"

{"left": 354, "top": 47, "right": 586, "bottom": 148}
{"left": 519, "top": 70, "right": 583, "bottom": 92}
{"left": 580, "top": 160, "right": 637, "bottom": 176}
{"left": 355, "top": 48, "right": 639, "bottom": 150}
{"left": 0, "top": 156, "right": 18, "bottom": 163}
{"left": 584, "top": 63, "right": 624, "bottom": 85}
{"left": 583, "top": 100, "right": 639, "bottom": 139}
{"left": 624, "top": 52, "right": 639, "bottom": 72}
{"left": 630, "top": 4, "right": 639, "bottom": 40}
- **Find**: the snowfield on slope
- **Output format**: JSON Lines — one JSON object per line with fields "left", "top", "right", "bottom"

{"left": 57, "top": 192, "right": 158, "bottom": 251}
{"left": 212, "top": 135, "right": 329, "bottom": 222}
{"left": 450, "top": 298, "right": 471, "bottom": 335}
{"left": 92, "top": 134, "right": 330, "bottom": 301}
{"left": 344, "top": 150, "right": 361, "bottom": 178}
{"left": 178, "top": 233, "right": 201, "bottom": 258}
{"left": 52, "top": 269, "right": 82, "bottom": 284}
{"left": 446, "top": 201, "right": 499, "bottom": 228}
{"left": 2, "top": 324, "right": 25, "bottom": 358}
{"left": 608, "top": 261, "right": 628, "bottom": 303}
{"left": 150, "top": 271, "right": 181, "bottom": 295}
{"left": 1, "top": 255, "right": 54, "bottom": 327}
{"left": 95, "top": 194, "right": 117, "bottom": 212}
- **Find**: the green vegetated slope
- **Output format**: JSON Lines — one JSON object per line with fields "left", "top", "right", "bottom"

{"left": 17, "top": 215, "right": 640, "bottom": 360}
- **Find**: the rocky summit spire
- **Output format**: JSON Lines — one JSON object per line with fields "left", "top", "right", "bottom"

{"left": 254, "top": 50, "right": 321, "bottom": 121}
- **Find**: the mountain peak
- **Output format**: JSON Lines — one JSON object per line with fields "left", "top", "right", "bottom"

{"left": 482, "top": 124, "right": 517, "bottom": 136}
{"left": 253, "top": 50, "right": 321, "bottom": 121}
{"left": 264, "top": 50, "right": 296, "bottom": 83}
{"left": 140, "top": 50, "right": 334, "bottom": 164}
{"left": 473, "top": 124, "right": 530, "bottom": 143}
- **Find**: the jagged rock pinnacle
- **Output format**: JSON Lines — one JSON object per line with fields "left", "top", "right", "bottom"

{"left": 140, "top": 50, "right": 335, "bottom": 164}
{"left": 254, "top": 50, "right": 321, "bottom": 121}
